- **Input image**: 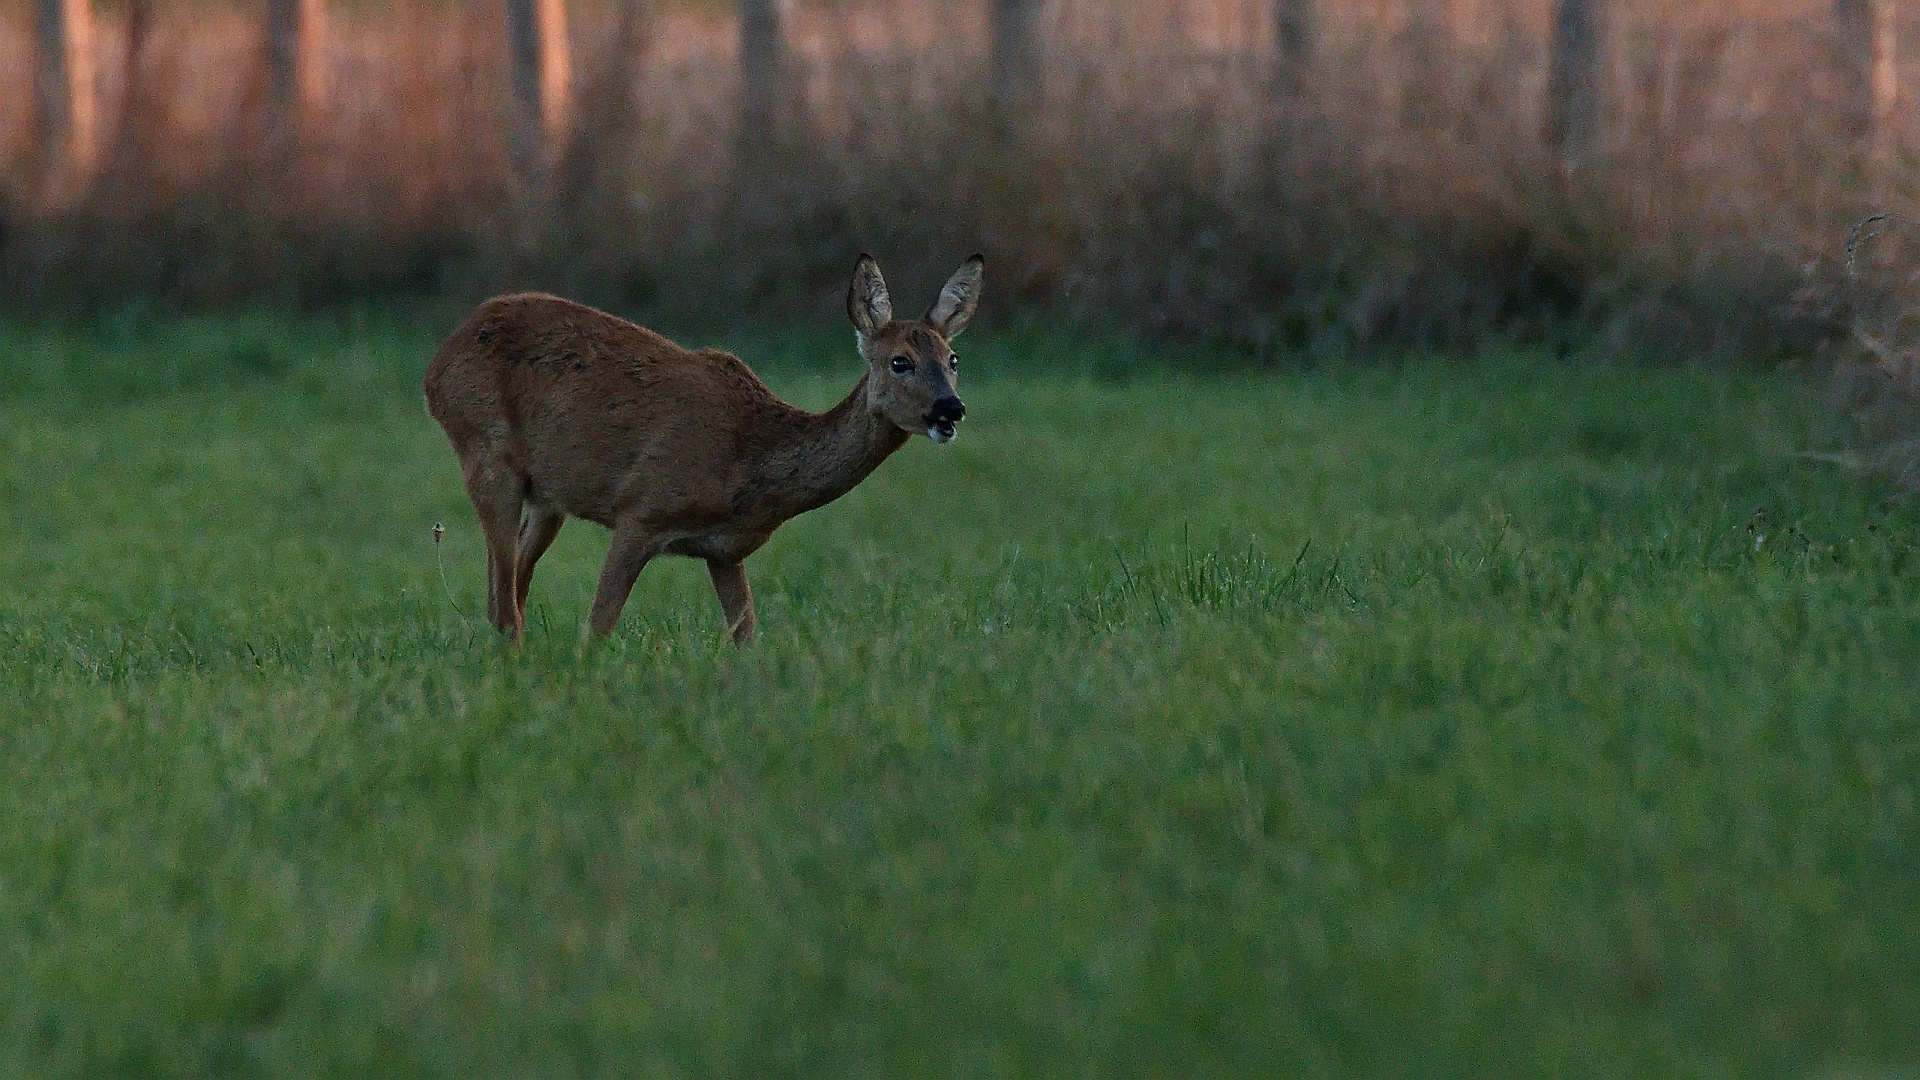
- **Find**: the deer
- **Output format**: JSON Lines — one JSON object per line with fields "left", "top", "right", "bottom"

{"left": 423, "top": 254, "right": 982, "bottom": 645}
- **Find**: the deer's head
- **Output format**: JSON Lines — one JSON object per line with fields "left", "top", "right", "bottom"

{"left": 849, "top": 254, "right": 983, "bottom": 444}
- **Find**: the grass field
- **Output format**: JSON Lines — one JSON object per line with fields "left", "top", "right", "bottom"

{"left": 0, "top": 313, "right": 1917, "bottom": 1078}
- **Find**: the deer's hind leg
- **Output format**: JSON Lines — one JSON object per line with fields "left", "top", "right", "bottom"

{"left": 514, "top": 505, "right": 566, "bottom": 626}
{"left": 707, "top": 560, "right": 756, "bottom": 645}
{"left": 461, "top": 455, "right": 527, "bottom": 641}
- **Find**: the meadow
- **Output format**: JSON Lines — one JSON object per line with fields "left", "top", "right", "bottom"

{"left": 0, "top": 314, "right": 1917, "bottom": 1077}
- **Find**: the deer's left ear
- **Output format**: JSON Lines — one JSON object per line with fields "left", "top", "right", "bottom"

{"left": 927, "top": 254, "right": 984, "bottom": 339}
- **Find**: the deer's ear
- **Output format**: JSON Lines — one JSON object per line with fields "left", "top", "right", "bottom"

{"left": 848, "top": 255, "right": 893, "bottom": 339}
{"left": 927, "top": 254, "right": 984, "bottom": 339}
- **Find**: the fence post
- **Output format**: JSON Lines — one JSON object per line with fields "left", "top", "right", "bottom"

{"left": 992, "top": 0, "right": 1044, "bottom": 112}
{"left": 739, "top": 0, "right": 790, "bottom": 143}
{"left": 32, "top": 0, "right": 98, "bottom": 190}
{"left": 506, "top": 0, "right": 573, "bottom": 175}
{"left": 1543, "top": 0, "right": 1600, "bottom": 166}
{"left": 1271, "top": 0, "right": 1312, "bottom": 95}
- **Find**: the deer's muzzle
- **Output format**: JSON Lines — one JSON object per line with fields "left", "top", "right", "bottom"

{"left": 926, "top": 396, "right": 966, "bottom": 443}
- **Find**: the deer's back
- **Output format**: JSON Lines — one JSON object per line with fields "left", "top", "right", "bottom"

{"left": 425, "top": 294, "right": 795, "bottom": 526}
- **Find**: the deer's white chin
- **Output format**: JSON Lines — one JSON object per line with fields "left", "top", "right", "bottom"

{"left": 928, "top": 422, "right": 957, "bottom": 443}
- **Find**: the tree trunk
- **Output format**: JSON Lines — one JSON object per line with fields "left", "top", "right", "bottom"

{"left": 1838, "top": 0, "right": 1875, "bottom": 136}
{"left": 1271, "top": 0, "right": 1312, "bottom": 95}
{"left": 1837, "top": 0, "right": 1900, "bottom": 200}
{"left": 506, "top": 0, "right": 572, "bottom": 173}
{"left": 1873, "top": 0, "right": 1899, "bottom": 197}
{"left": 1401, "top": 10, "right": 1445, "bottom": 128}
{"left": 1543, "top": 0, "right": 1600, "bottom": 165}
{"left": 738, "top": 0, "right": 789, "bottom": 143}
{"left": 554, "top": 1, "right": 651, "bottom": 230}
{"left": 32, "top": 0, "right": 98, "bottom": 189}
{"left": 94, "top": 0, "right": 155, "bottom": 198}
{"left": 265, "top": 0, "right": 327, "bottom": 142}
{"left": 992, "top": 0, "right": 1044, "bottom": 111}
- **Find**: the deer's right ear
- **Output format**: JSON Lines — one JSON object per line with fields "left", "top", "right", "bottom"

{"left": 848, "top": 255, "right": 893, "bottom": 341}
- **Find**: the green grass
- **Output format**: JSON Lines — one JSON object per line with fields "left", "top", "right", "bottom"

{"left": 1, "top": 313, "right": 1917, "bottom": 1078}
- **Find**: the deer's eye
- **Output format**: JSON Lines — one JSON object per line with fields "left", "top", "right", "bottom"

{"left": 889, "top": 356, "right": 913, "bottom": 374}
{"left": 949, "top": 354, "right": 959, "bottom": 370}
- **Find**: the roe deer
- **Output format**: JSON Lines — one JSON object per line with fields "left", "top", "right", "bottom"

{"left": 424, "top": 254, "right": 983, "bottom": 644}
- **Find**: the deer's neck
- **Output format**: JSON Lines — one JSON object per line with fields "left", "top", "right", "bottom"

{"left": 755, "top": 374, "right": 909, "bottom": 520}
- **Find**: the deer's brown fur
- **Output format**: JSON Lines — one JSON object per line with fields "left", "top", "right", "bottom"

{"left": 424, "top": 254, "right": 983, "bottom": 644}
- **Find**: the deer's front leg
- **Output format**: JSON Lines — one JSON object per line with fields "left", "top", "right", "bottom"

{"left": 588, "top": 524, "right": 661, "bottom": 636}
{"left": 707, "top": 560, "right": 756, "bottom": 645}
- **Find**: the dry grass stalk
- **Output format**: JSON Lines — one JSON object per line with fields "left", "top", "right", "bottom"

{"left": 1822, "top": 213, "right": 1920, "bottom": 489}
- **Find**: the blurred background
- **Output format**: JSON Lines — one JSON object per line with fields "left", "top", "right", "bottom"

{"left": 0, "top": 0, "right": 1909, "bottom": 354}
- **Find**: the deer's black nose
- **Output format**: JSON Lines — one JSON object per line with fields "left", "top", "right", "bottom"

{"left": 929, "top": 396, "right": 967, "bottom": 424}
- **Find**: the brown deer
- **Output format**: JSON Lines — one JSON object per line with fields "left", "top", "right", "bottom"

{"left": 424, "top": 254, "right": 982, "bottom": 645}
